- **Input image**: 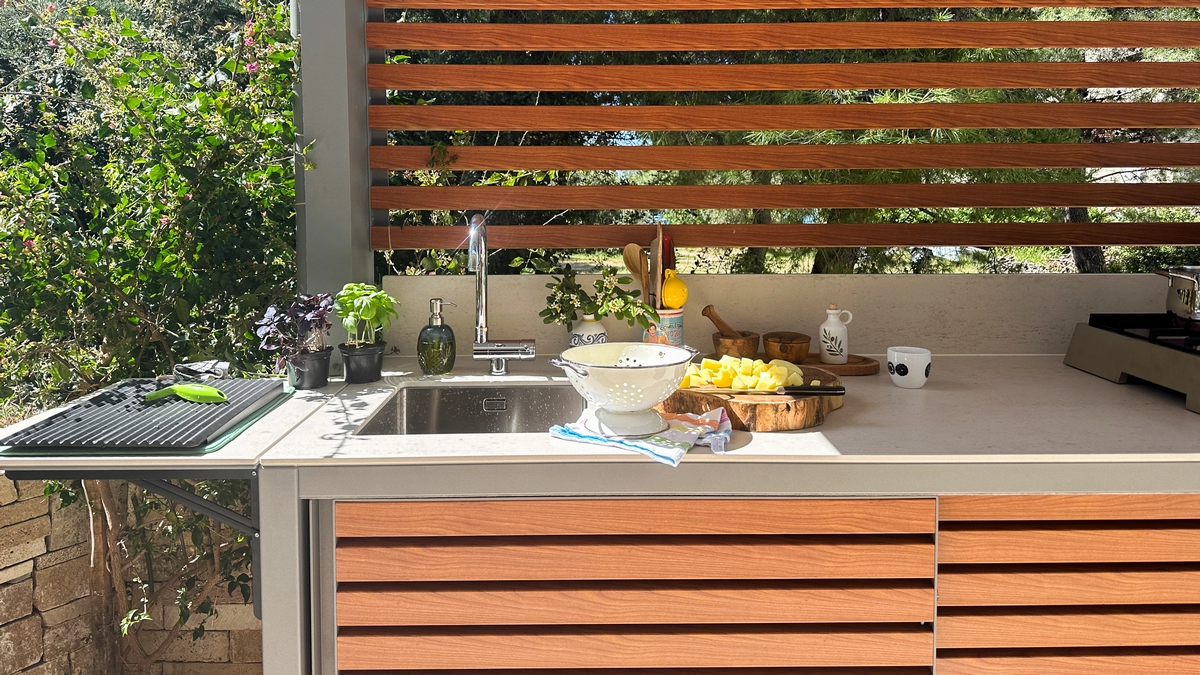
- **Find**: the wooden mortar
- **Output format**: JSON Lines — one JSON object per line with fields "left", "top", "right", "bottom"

{"left": 764, "top": 331, "right": 812, "bottom": 364}
{"left": 712, "top": 331, "right": 761, "bottom": 359}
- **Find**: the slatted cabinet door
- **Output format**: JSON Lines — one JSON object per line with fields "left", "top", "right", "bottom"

{"left": 334, "top": 499, "right": 937, "bottom": 674}
{"left": 936, "top": 494, "right": 1200, "bottom": 675}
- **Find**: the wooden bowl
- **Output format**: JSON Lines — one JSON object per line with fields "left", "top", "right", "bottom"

{"left": 712, "top": 331, "right": 760, "bottom": 359}
{"left": 763, "top": 331, "right": 812, "bottom": 364}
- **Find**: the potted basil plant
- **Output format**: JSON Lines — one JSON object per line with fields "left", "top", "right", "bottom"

{"left": 334, "top": 283, "right": 399, "bottom": 383}
{"left": 255, "top": 293, "right": 335, "bottom": 389}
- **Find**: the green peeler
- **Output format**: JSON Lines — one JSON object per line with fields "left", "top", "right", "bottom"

{"left": 144, "top": 383, "right": 229, "bottom": 404}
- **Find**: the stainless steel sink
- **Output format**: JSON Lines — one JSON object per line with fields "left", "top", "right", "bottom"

{"left": 356, "top": 384, "right": 585, "bottom": 435}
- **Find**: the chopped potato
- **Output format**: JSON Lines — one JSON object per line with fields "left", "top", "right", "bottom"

{"left": 684, "top": 356, "right": 822, "bottom": 391}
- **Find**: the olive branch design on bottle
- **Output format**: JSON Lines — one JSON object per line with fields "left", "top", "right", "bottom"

{"left": 822, "top": 328, "right": 843, "bottom": 357}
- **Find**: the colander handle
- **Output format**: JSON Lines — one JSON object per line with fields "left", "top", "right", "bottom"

{"left": 548, "top": 358, "right": 589, "bottom": 378}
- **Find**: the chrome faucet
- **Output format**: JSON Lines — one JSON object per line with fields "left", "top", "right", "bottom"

{"left": 467, "top": 215, "right": 535, "bottom": 375}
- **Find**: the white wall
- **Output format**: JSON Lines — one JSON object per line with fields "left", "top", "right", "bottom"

{"left": 383, "top": 274, "right": 1164, "bottom": 357}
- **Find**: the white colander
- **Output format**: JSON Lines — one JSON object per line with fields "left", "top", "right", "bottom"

{"left": 550, "top": 342, "right": 697, "bottom": 437}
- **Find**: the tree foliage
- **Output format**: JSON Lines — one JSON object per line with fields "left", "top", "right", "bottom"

{"left": 0, "top": 0, "right": 298, "bottom": 412}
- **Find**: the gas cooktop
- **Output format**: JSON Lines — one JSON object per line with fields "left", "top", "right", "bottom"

{"left": 1066, "top": 313, "right": 1199, "bottom": 414}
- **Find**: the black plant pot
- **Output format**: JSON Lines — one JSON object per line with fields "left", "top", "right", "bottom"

{"left": 287, "top": 347, "right": 333, "bottom": 390}
{"left": 339, "top": 342, "right": 387, "bottom": 384}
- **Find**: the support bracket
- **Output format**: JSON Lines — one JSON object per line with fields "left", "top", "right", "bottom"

{"left": 5, "top": 468, "right": 263, "bottom": 618}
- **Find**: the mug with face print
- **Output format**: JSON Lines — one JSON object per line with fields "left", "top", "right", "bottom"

{"left": 887, "top": 346, "right": 932, "bottom": 389}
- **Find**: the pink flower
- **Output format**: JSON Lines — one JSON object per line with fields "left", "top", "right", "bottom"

{"left": 246, "top": 62, "right": 260, "bottom": 73}
{"left": 47, "top": 38, "right": 58, "bottom": 47}
{"left": 244, "top": 37, "right": 254, "bottom": 45}
{"left": 23, "top": 239, "right": 35, "bottom": 249}
{"left": 185, "top": 193, "right": 192, "bottom": 201}
{"left": 160, "top": 216, "right": 169, "bottom": 225}
{"left": 46, "top": 3, "right": 55, "bottom": 10}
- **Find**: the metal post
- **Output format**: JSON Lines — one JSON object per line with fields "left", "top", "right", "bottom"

{"left": 259, "top": 466, "right": 309, "bottom": 675}
{"left": 294, "top": 0, "right": 374, "bottom": 322}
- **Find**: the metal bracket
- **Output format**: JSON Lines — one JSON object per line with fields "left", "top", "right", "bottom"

{"left": 6, "top": 468, "right": 263, "bottom": 619}
{"left": 131, "top": 475, "right": 262, "bottom": 619}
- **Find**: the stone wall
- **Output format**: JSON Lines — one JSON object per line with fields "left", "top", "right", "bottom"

{"left": 0, "top": 475, "right": 262, "bottom": 675}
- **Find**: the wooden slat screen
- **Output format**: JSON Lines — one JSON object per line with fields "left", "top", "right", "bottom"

{"left": 936, "top": 494, "right": 1200, "bottom": 674}
{"left": 335, "top": 499, "right": 937, "bottom": 673}
{"left": 366, "top": 2, "right": 1200, "bottom": 249}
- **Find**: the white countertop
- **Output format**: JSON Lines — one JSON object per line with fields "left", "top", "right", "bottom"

{"left": 4, "top": 353, "right": 1197, "bottom": 475}
{"left": 258, "top": 353, "right": 1200, "bottom": 467}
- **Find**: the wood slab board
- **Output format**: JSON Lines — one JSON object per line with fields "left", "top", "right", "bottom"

{"left": 658, "top": 367, "right": 843, "bottom": 432}
{"left": 703, "top": 352, "right": 879, "bottom": 376}
{"left": 802, "top": 352, "right": 880, "bottom": 376}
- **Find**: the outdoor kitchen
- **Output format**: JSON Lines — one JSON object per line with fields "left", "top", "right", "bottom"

{"left": 3, "top": 0, "right": 1200, "bottom": 673}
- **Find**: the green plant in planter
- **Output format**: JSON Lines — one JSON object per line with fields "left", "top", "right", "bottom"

{"left": 334, "top": 283, "right": 399, "bottom": 347}
{"left": 540, "top": 265, "right": 659, "bottom": 332}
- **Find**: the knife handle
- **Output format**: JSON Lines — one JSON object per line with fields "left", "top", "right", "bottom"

{"left": 778, "top": 385, "right": 846, "bottom": 396}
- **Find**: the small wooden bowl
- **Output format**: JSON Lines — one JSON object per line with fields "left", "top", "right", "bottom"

{"left": 763, "top": 331, "right": 812, "bottom": 364}
{"left": 712, "top": 331, "right": 760, "bottom": 359}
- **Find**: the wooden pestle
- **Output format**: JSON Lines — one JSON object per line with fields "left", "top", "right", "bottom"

{"left": 702, "top": 305, "right": 742, "bottom": 339}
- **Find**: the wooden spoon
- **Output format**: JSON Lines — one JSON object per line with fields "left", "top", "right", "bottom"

{"left": 622, "top": 243, "right": 646, "bottom": 296}
{"left": 702, "top": 304, "right": 742, "bottom": 339}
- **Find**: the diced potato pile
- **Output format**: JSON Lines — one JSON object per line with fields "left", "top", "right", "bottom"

{"left": 681, "top": 355, "right": 818, "bottom": 391}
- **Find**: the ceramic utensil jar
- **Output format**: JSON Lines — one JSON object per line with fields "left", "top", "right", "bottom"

{"left": 819, "top": 305, "right": 854, "bottom": 365}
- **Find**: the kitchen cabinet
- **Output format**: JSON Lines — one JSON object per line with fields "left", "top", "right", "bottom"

{"left": 327, "top": 495, "right": 1200, "bottom": 675}
{"left": 333, "top": 498, "right": 937, "bottom": 672}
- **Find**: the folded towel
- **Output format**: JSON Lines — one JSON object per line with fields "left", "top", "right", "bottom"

{"left": 550, "top": 408, "right": 733, "bottom": 467}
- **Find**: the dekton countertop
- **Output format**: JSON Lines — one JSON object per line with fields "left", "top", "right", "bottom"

{"left": 258, "top": 353, "right": 1200, "bottom": 467}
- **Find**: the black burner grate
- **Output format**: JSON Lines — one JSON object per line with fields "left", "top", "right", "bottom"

{"left": 1, "top": 379, "right": 285, "bottom": 450}
{"left": 1089, "top": 313, "right": 1200, "bottom": 355}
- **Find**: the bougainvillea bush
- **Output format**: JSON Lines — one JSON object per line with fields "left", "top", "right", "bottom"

{"left": 0, "top": 0, "right": 298, "bottom": 413}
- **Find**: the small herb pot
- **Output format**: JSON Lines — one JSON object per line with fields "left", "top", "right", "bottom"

{"left": 339, "top": 342, "right": 387, "bottom": 383}
{"left": 287, "top": 347, "right": 333, "bottom": 390}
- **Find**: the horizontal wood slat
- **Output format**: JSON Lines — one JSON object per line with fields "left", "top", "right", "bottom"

{"left": 369, "top": 102, "right": 1200, "bottom": 130}
{"left": 367, "top": 21, "right": 1200, "bottom": 51}
{"left": 937, "top": 567, "right": 1200, "bottom": 607}
{"left": 940, "top": 494, "right": 1200, "bottom": 521}
{"left": 336, "top": 627, "right": 935, "bottom": 670}
{"left": 937, "top": 609, "right": 1200, "bottom": 649}
{"left": 370, "top": 62, "right": 1200, "bottom": 92}
{"left": 371, "top": 143, "right": 1200, "bottom": 171}
{"left": 336, "top": 535, "right": 936, "bottom": 581}
{"left": 937, "top": 650, "right": 1200, "bottom": 675}
{"left": 366, "top": 0, "right": 1200, "bottom": 8}
{"left": 371, "top": 222, "right": 1200, "bottom": 249}
{"left": 371, "top": 183, "right": 1200, "bottom": 210}
{"left": 334, "top": 499, "right": 936, "bottom": 537}
{"left": 340, "top": 670, "right": 937, "bottom": 675}
{"left": 937, "top": 525, "right": 1200, "bottom": 564}
{"left": 336, "top": 580, "right": 936, "bottom": 626}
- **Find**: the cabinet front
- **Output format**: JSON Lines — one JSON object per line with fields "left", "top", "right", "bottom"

{"left": 333, "top": 498, "right": 937, "bottom": 673}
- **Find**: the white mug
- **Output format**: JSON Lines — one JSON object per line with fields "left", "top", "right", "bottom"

{"left": 887, "top": 347, "right": 932, "bottom": 389}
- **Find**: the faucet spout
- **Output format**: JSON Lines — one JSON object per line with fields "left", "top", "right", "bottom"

{"left": 468, "top": 214, "right": 535, "bottom": 375}
{"left": 468, "top": 214, "right": 487, "bottom": 344}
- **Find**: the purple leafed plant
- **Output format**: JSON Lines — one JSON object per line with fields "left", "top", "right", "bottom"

{"left": 255, "top": 293, "right": 334, "bottom": 370}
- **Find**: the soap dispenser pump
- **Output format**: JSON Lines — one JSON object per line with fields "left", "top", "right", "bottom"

{"left": 417, "top": 298, "right": 457, "bottom": 375}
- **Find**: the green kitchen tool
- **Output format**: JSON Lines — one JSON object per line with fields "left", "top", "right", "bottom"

{"left": 144, "top": 383, "right": 228, "bottom": 404}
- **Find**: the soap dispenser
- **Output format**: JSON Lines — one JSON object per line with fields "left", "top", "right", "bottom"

{"left": 417, "top": 298, "right": 456, "bottom": 375}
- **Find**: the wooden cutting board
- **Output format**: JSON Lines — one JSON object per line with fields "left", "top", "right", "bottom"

{"left": 657, "top": 367, "right": 843, "bottom": 432}
{"left": 801, "top": 352, "right": 880, "bottom": 376}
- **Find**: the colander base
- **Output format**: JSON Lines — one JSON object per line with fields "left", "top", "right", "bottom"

{"left": 587, "top": 408, "right": 669, "bottom": 438}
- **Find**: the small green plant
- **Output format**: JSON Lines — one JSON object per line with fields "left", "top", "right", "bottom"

{"left": 334, "top": 283, "right": 399, "bottom": 347}
{"left": 540, "top": 265, "right": 658, "bottom": 333}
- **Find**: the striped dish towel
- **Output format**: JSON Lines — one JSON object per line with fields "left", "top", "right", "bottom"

{"left": 549, "top": 408, "right": 732, "bottom": 467}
